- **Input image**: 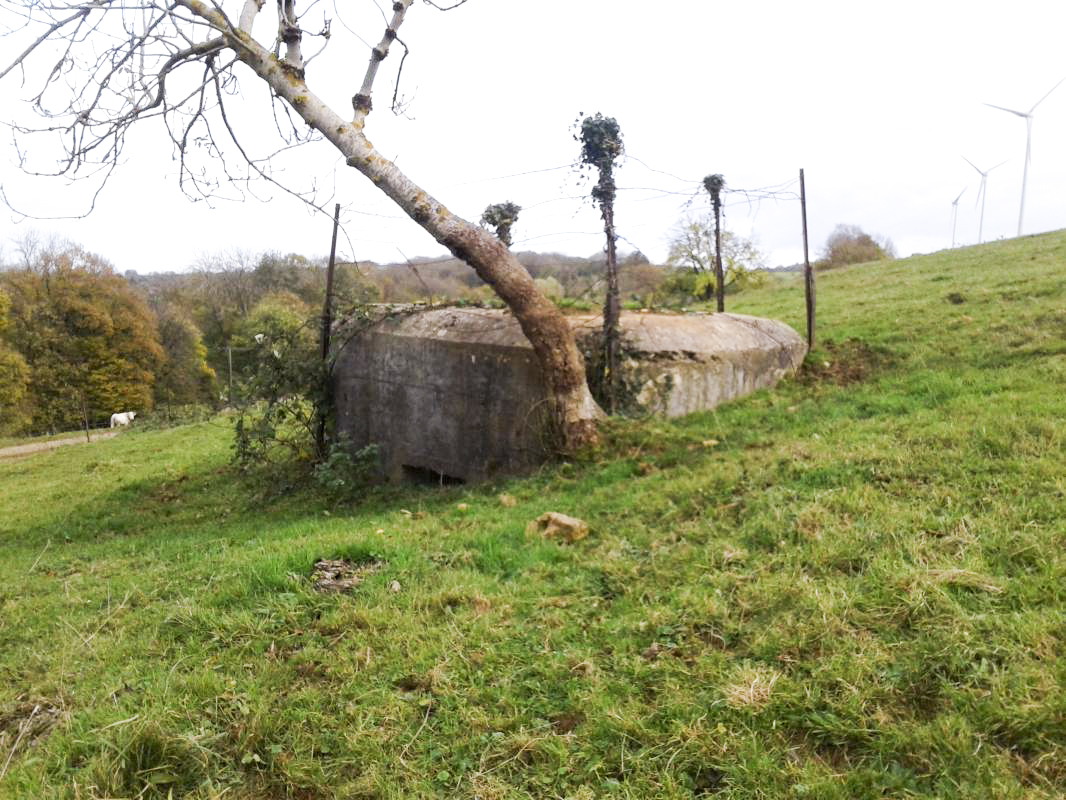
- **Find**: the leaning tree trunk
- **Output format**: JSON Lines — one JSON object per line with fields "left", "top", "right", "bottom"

{"left": 342, "top": 142, "right": 605, "bottom": 448}
{"left": 196, "top": 1, "right": 603, "bottom": 449}
{"left": 334, "top": 146, "right": 604, "bottom": 448}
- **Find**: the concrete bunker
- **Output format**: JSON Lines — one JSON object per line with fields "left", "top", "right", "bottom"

{"left": 333, "top": 308, "right": 806, "bottom": 483}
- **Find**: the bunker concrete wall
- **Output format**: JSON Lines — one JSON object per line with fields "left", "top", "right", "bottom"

{"left": 333, "top": 308, "right": 806, "bottom": 482}
{"left": 606, "top": 312, "right": 807, "bottom": 416}
{"left": 333, "top": 309, "right": 553, "bottom": 482}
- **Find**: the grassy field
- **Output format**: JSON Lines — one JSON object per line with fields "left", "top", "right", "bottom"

{"left": 1, "top": 233, "right": 1064, "bottom": 799}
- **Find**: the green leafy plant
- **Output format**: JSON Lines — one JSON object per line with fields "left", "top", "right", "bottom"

{"left": 311, "top": 438, "right": 380, "bottom": 496}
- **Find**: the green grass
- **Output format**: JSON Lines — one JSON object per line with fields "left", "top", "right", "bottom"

{"left": 1, "top": 233, "right": 1064, "bottom": 799}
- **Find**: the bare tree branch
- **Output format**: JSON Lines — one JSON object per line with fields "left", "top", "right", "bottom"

{"left": 238, "top": 0, "right": 264, "bottom": 33}
{"left": 277, "top": 0, "right": 303, "bottom": 70}
{"left": 0, "top": 7, "right": 88, "bottom": 82}
{"left": 390, "top": 33, "right": 410, "bottom": 114}
{"left": 352, "top": 0, "right": 411, "bottom": 127}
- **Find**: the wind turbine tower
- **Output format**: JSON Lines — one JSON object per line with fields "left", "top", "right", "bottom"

{"left": 951, "top": 188, "right": 966, "bottom": 248}
{"left": 962, "top": 156, "right": 1006, "bottom": 245}
{"left": 985, "top": 76, "right": 1066, "bottom": 237}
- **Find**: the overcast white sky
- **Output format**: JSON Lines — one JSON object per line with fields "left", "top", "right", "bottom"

{"left": 1, "top": 0, "right": 1064, "bottom": 273}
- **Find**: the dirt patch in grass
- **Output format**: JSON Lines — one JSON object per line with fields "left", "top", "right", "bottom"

{"left": 0, "top": 431, "right": 117, "bottom": 460}
{"left": 798, "top": 338, "right": 892, "bottom": 386}
{"left": 310, "top": 558, "right": 383, "bottom": 593}
{"left": 0, "top": 700, "right": 64, "bottom": 773}
{"left": 549, "top": 710, "right": 585, "bottom": 734}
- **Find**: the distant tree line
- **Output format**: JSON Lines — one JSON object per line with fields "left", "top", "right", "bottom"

{"left": 0, "top": 237, "right": 379, "bottom": 436}
{"left": 0, "top": 243, "right": 162, "bottom": 436}
{"left": 0, "top": 219, "right": 810, "bottom": 438}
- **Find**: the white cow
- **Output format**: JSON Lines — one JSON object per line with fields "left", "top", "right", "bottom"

{"left": 110, "top": 411, "right": 137, "bottom": 428}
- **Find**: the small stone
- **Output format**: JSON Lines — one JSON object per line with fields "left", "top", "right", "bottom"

{"left": 498, "top": 493, "right": 517, "bottom": 507}
{"left": 526, "top": 512, "right": 589, "bottom": 543}
{"left": 456, "top": 503, "right": 469, "bottom": 512}
{"left": 390, "top": 580, "right": 401, "bottom": 593}
{"left": 702, "top": 439, "right": 719, "bottom": 447}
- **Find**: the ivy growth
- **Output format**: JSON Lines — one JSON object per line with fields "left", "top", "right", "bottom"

{"left": 480, "top": 201, "right": 522, "bottom": 247}
{"left": 574, "top": 112, "right": 624, "bottom": 413}
{"left": 702, "top": 173, "right": 726, "bottom": 312}
{"left": 576, "top": 113, "right": 624, "bottom": 208}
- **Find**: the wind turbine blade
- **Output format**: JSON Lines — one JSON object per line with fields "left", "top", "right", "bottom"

{"left": 1029, "top": 75, "right": 1066, "bottom": 113}
{"left": 984, "top": 102, "right": 1029, "bottom": 118}
{"left": 953, "top": 188, "right": 966, "bottom": 204}
{"left": 962, "top": 155, "right": 983, "bottom": 174}
{"left": 988, "top": 159, "right": 1009, "bottom": 172}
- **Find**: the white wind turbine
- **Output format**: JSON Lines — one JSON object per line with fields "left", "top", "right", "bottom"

{"left": 950, "top": 188, "right": 966, "bottom": 248}
{"left": 962, "top": 156, "right": 1007, "bottom": 244}
{"left": 985, "top": 76, "right": 1066, "bottom": 237}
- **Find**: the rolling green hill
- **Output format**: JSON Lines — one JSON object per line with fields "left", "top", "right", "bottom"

{"left": 1, "top": 232, "right": 1063, "bottom": 799}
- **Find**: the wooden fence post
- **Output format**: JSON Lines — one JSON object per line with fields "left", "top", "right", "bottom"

{"left": 315, "top": 203, "right": 341, "bottom": 457}
{"left": 800, "top": 169, "right": 815, "bottom": 350}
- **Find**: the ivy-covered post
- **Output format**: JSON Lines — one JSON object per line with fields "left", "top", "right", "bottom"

{"left": 481, "top": 202, "right": 522, "bottom": 248}
{"left": 577, "top": 113, "right": 625, "bottom": 413}
{"left": 703, "top": 174, "right": 726, "bottom": 312}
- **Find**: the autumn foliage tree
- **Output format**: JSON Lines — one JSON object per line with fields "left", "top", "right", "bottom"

{"left": 0, "top": 287, "right": 31, "bottom": 435}
{"left": 154, "top": 307, "right": 217, "bottom": 410}
{"left": 0, "top": 244, "right": 163, "bottom": 433}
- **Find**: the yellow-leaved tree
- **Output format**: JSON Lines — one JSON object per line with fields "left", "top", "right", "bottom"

{"left": 0, "top": 287, "right": 31, "bottom": 435}
{"left": 1, "top": 243, "right": 164, "bottom": 433}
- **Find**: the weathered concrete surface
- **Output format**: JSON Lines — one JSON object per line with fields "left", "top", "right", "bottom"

{"left": 334, "top": 308, "right": 551, "bottom": 483}
{"left": 333, "top": 308, "right": 806, "bottom": 482}
{"left": 593, "top": 312, "right": 808, "bottom": 417}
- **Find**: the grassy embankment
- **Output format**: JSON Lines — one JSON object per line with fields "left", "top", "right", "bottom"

{"left": 1, "top": 233, "right": 1063, "bottom": 799}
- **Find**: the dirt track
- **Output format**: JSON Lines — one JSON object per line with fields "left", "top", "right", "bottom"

{"left": 0, "top": 431, "right": 118, "bottom": 460}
